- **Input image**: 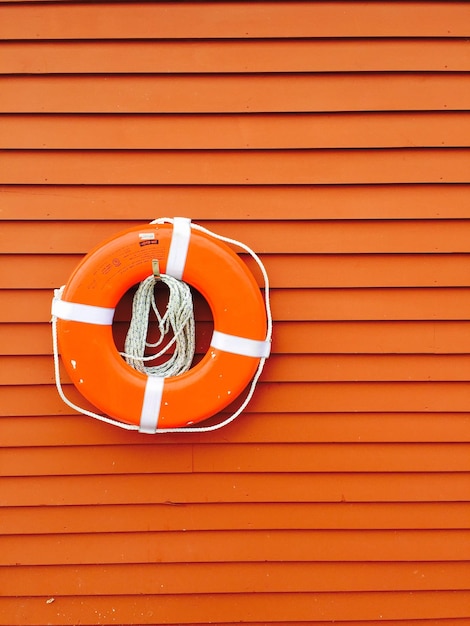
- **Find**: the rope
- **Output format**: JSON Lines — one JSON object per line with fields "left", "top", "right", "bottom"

{"left": 121, "top": 274, "right": 195, "bottom": 377}
{"left": 51, "top": 218, "right": 272, "bottom": 433}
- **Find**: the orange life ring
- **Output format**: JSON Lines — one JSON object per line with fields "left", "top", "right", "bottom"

{"left": 52, "top": 218, "right": 271, "bottom": 432}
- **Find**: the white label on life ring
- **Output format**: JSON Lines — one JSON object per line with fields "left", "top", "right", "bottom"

{"left": 52, "top": 298, "right": 115, "bottom": 326}
{"left": 139, "top": 375, "right": 164, "bottom": 433}
{"left": 165, "top": 217, "right": 192, "bottom": 280}
{"left": 211, "top": 330, "right": 271, "bottom": 359}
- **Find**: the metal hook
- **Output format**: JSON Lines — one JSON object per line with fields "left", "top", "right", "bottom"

{"left": 152, "top": 259, "right": 161, "bottom": 281}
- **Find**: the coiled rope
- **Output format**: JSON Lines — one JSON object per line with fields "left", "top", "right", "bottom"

{"left": 121, "top": 274, "right": 195, "bottom": 377}
{"left": 51, "top": 218, "right": 272, "bottom": 433}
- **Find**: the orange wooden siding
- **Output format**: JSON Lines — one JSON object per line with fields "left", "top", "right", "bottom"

{"left": 1, "top": 2, "right": 470, "bottom": 625}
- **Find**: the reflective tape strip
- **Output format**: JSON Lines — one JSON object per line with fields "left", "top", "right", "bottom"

{"left": 211, "top": 330, "right": 271, "bottom": 359}
{"left": 165, "top": 217, "right": 192, "bottom": 280}
{"left": 51, "top": 298, "right": 115, "bottom": 325}
{"left": 139, "top": 376, "right": 164, "bottom": 433}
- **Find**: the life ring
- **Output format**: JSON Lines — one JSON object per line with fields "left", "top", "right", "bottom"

{"left": 51, "top": 218, "right": 271, "bottom": 432}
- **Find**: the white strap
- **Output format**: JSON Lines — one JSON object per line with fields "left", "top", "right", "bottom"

{"left": 165, "top": 217, "right": 192, "bottom": 280}
{"left": 211, "top": 329, "right": 271, "bottom": 359}
{"left": 139, "top": 376, "right": 164, "bottom": 433}
{"left": 52, "top": 297, "right": 115, "bottom": 326}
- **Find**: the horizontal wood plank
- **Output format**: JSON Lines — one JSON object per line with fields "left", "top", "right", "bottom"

{"left": 3, "top": 320, "right": 470, "bottom": 356}
{"left": 0, "top": 591, "right": 469, "bottom": 625}
{"left": 1, "top": 443, "right": 470, "bottom": 477}
{"left": 2, "top": 39, "right": 469, "bottom": 74}
{"left": 2, "top": 502, "right": 470, "bottom": 534}
{"left": 1, "top": 74, "right": 468, "bottom": 113}
{"left": 1, "top": 184, "right": 468, "bottom": 221}
{"left": 1, "top": 561, "right": 470, "bottom": 596}
{"left": 0, "top": 591, "right": 470, "bottom": 626}
{"left": 2, "top": 413, "right": 470, "bottom": 446}
{"left": 3, "top": 219, "right": 470, "bottom": 255}
{"left": 0, "top": 619, "right": 465, "bottom": 626}
{"left": 1, "top": 529, "right": 470, "bottom": 566}
{"left": 2, "top": 472, "right": 469, "bottom": 506}
{"left": 3, "top": 381, "right": 470, "bottom": 416}
{"left": 1, "top": 2, "right": 468, "bottom": 39}
{"left": 2, "top": 113, "right": 470, "bottom": 150}
{"left": 5, "top": 354, "right": 470, "bottom": 386}
{"left": 4, "top": 591, "right": 470, "bottom": 626}
{"left": 3, "top": 253, "right": 470, "bottom": 289}
{"left": 1, "top": 149, "right": 468, "bottom": 185}
{"left": 6, "top": 287, "right": 470, "bottom": 323}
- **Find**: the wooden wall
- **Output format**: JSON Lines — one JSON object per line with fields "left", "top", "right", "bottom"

{"left": 1, "top": 1, "right": 470, "bottom": 624}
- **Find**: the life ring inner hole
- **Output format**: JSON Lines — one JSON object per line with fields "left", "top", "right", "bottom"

{"left": 112, "top": 279, "right": 214, "bottom": 371}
